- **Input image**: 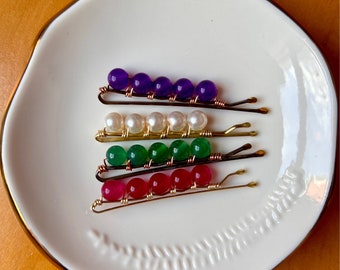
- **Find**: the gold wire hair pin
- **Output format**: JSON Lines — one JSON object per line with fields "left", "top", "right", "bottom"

{"left": 96, "top": 141, "right": 265, "bottom": 182}
{"left": 95, "top": 110, "right": 257, "bottom": 142}
{"left": 98, "top": 68, "right": 269, "bottom": 114}
{"left": 91, "top": 165, "right": 258, "bottom": 213}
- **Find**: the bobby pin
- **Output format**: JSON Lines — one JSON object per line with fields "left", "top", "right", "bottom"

{"left": 96, "top": 141, "right": 265, "bottom": 182}
{"left": 98, "top": 68, "right": 269, "bottom": 114}
{"left": 95, "top": 110, "right": 257, "bottom": 142}
{"left": 91, "top": 165, "right": 258, "bottom": 213}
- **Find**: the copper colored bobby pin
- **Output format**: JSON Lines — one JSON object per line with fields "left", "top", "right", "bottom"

{"left": 91, "top": 166, "right": 258, "bottom": 213}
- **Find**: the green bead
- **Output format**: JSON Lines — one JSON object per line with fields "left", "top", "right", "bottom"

{"left": 148, "top": 142, "right": 169, "bottom": 164}
{"left": 127, "top": 144, "right": 148, "bottom": 166}
{"left": 190, "top": 138, "right": 211, "bottom": 158}
{"left": 169, "top": 140, "right": 190, "bottom": 161}
{"left": 106, "top": 145, "right": 127, "bottom": 166}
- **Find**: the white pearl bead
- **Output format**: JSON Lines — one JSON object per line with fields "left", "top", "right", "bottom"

{"left": 146, "top": 112, "right": 166, "bottom": 133}
{"left": 105, "top": 112, "right": 124, "bottom": 132}
{"left": 188, "top": 110, "right": 208, "bottom": 131}
{"left": 167, "top": 111, "right": 187, "bottom": 131}
{"left": 125, "top": 113, "right": 145, "bottom": 134}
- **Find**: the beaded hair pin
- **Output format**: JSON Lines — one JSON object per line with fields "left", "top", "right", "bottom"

{"left": 95, "top": 110, "right": 257, "bottom": 142}
{"left": 96, "top": 140, "right": 265, "bottom": 182}
{"left": 98, "top": 68, "right": 269, "bottom": 114}
{"left": 92, "top": 165, "right": 257, "bottom": 213}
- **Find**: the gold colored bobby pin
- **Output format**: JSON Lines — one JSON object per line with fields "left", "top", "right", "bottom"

{"left": 91, "top": 167, "right": 258, "bottom": 213}
{"left": 96, "top": 110, "right": 257, "bottom": 142}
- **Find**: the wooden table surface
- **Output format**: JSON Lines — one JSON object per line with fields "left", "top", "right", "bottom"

{"left": 0, "top": 1, "right": 338, "bottom": 269}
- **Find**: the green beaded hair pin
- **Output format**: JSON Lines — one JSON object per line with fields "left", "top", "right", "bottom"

{"left": 96, "top": 140, "right": 265, "bottom": 183}
{"left": 95, "top": 110, "right": 257, "bottom": 142}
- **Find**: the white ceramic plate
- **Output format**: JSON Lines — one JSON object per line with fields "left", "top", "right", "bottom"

{"left": 1, "top": 0, "right": 337, "bottom": 269}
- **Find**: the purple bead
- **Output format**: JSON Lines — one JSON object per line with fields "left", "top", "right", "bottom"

{"left": 173, "top": 78, "right": 194, "bottom": 99}
{"left": 107, "top": 68, "right": 129, "bottom": 90}
{"left": 195, "top": 80, "right": 218, "bottom": 102}
{"left": 153, "top": 76, "right": 173, "bottom": 97}
{"left": 131, "top": 73, "right": 152, "bottom": 95}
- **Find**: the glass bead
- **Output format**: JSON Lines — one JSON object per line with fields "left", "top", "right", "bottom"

{"left": 127, "top": 144, "right": 148, "bottom": 166}
{"left": 169, "top": 140, "right": 190, "bottom": 161}
{"left": 101, "top": 180, "right": 126, "bottom": 201}
{"left": 106, "top": 145, "right": 127, "bottom": 166}
{"left": 187, "top": 110, "right": 208, "bottom": 131}
{"left": 148, "top": 142, "right": 170, "bottom": 164}
{"left": 195, "top": 80, "right": 218, "bottom": 102}
{"left": 149, "top": 173, "right": 171, "bottom": 195}
{"left": 190, "top": 138, "right": 211, "bottom": 158}
{"left": 105, "top": 112, "right": 124, "bottom": 132}
{"left": 107, "top": 68, "right": 129, "bottom": 90}
{"left": 146, "top": 112, "right": 166, "bottom": 133}
{"left": 171, "top": 169, "right": 192, "bottom": 191}
{"left": 191, "top": 165, "right": 212, "bottom": 187}
{"left": 126, "top": 178, "right": 148, "bottom": 199}
{"left": 167, "top": 111, "right": 187, "bottom": 131}
{"left": 153, "top": 76, "right": 173, "bottom": 97}
{"left": 173, "top": 78, "right": 194, "bottom": 99}
{"left": 131, "top": 73, "right": 152, "bottom": 94}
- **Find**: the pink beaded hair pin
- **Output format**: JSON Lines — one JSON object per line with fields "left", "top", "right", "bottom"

{"left": 92, "top": 165, "right": 257, "bottom": 213}
{"left": 98, "top": 68, "right": 269, "bottom": 114}
{"left": 95, "top": 110, "right": 257, "bottom": 142}
{"left": 96, "top": 140, "right": 265, "bottom": 183}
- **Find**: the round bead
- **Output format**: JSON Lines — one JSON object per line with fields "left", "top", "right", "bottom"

{"left": 146, "top": 112, "right": 166, "bottom": 133}
{"left": 153, "top": 76, "right": 173, "bottom": 97}
{"left": 169, "top": 140, "right": 190, "bottom": 161}
{"left": 173, "top": 78, "right": 194, "bottom": 99}
{"left": 125, "top": 113, "right": 145, "bottom": 134}
{"left": 167, "top": 111, "right": 187, "bottom": 131}
{"left": 191, "top": 165, "right": 212, "bottom": 187}
{"left": 127, "top": 144, "right": 148, "bottom": 166}
{"left": 195, "top": 80, "right": 218, "bottom": 102}
{"left": 126, "top": 178, "right": 148, "bottom": 199}
{"left": 187, "top": 110, "right": 208, "bottom": 131}
{"left": 148, "top": 142, "right": 170, "bottom": 164}
{"left": 149, "top": 173, "right": 171, "bottom": 195}
{"left": 106, "top": 145, "right": 127, "bottom": 166}
{"left": 171, "top": 169, "right": 192, "bottom": 191}
{"left": 190, "top": 138, "right": 211, "bottom": 158}
{"left": 131, "top": 73, "right": 152, "bottom": 94}
{"left": 107, "top": 68, "right": 129, "bottom": 90}
{"left": 101, "top": 180, "right": 126, "bottom": 201}
{"left": 105, "top": 112, "right": 124, "bottom": 132}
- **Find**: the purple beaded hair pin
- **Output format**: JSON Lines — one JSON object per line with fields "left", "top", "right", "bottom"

{"left": 98, "top": 68, "right": 269, "bottom": 114}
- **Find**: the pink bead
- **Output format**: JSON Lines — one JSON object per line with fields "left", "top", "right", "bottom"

{"left": 149, "top": 173, "right": 171, "bottom": 195}
{"left": 126, "top": 178, "right": 148, "bottom": 199}
{"left": 191, "top": 165, "right": 212, "bottom": 187}
{"left": 101, "top": 180, "right": 126, "bottom": 201}
{"left": 171, "top": 169, "right": 192, "bottom": 191}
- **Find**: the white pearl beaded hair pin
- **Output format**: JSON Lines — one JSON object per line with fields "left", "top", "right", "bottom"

{"left": 95, "top": 110, "right": 257, "bottom": 142}
{"left": 98, "top": 68, "right": 269, "bottom": 114}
